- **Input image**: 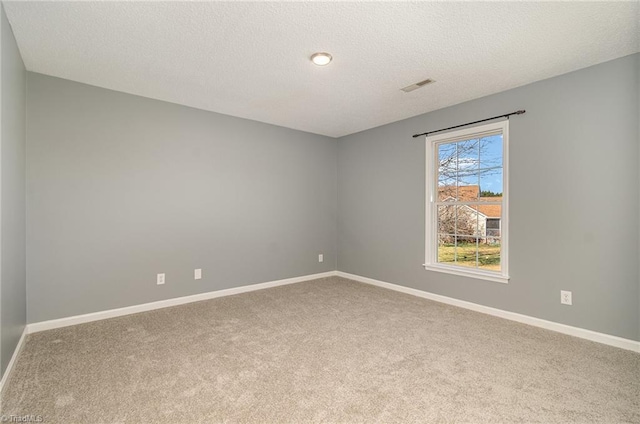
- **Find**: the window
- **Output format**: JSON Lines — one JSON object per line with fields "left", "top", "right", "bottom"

{"left": 424, "top": 120, "right": 509, "bottom": 283}
{"left": 486, "top": 219, "right": 500, "bottom": 238}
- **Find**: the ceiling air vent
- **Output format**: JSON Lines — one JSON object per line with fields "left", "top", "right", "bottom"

{"left": 401, "top": 78, "right": 435, "bottom": 93}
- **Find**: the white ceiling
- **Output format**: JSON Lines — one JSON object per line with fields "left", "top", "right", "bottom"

{"left": 4, "top": 1, "right": 639, "bottom": 138}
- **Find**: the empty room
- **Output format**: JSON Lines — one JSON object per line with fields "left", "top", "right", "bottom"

{"left": 0, "top": 1, "right": 639, "bottom": 423}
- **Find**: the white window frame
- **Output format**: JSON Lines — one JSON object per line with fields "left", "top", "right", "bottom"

{"left": 424, "top": 120, "right": 509, "bottom": 284}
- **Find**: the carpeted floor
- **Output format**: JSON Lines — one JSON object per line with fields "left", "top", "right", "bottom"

{"left": 1, "top": 277, "right": 639, "bottom": 423}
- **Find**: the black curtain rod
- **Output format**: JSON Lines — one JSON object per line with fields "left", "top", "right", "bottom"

{"left": 412, "top": 110, "right": 526, "bottom": 138}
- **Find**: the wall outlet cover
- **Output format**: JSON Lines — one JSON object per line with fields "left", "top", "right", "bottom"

{"left": 194, "top": 269, "right": 202, "bottom": 280}
{"left": 157, "top": 273, "right": 165, "bottom": 285}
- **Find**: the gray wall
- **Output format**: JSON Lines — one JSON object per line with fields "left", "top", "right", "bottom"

{"left": 0, "top": 4, "right": 26, "bottom": 377}
{"left": 22, "top": 53, "right": 640, "bottom": 342}
{"left": 338, "top": 54, "right": 640, "bottom": 341}
{"left": 26, "top": 73, "right": 337, "bottom": 323}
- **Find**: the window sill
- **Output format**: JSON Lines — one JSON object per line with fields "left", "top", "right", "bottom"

{"left": 423, "top": 264, "right": 510, "bottom": 284}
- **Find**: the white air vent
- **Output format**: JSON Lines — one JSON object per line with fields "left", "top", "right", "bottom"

{"left": 401, "top": 78, "right": 435, "bottom": 93}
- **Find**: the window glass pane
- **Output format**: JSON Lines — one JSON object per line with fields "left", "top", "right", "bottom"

{"left": 437, "top": 237, "right": 456, "bottom": 265}
{"left": 479, "top": 135, "right": 503, "bottom": 198}
{"left": 438, "top": 183, "right": 457, "bottom": 201}
{"left": 438, "top": 175, "right": 457, "bottom": 193}
{"left": 455, "top": 205, "right": 478, "bottom": 237}
{"left": 479, "top": 135, "right": 502, "bottom": 170}
{"left": 478, "top": 238, "right": 501, "bottom": 271}
{"left": 438, "top": 177, "right": 479, "bottom": 202}
{"left": 455, "top": 239, "right": 479, "bottom": 268}
{"left": 437, "top": 142, "right": 457, "bottom": 200}
{"left": 479, "top": 170, "right": 503, "bottom": 199}
{"left": 455, "top": 175, "right": 479, "bottom": 201}
{"left": 456, "top": 138, "right": 480, "bottom": 178}
{"left": 437, "top": 142, "right": 457, "bottom": 179}
{"left": 437, "top": 205, "right": 456, "bottom": 235}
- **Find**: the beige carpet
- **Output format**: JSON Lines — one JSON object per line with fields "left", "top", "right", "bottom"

{"left": 1, "top": 277, "right": 638, "bottom": 423}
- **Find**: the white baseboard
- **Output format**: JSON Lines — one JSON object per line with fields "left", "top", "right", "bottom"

{"left": 336, "top": 271, "right": 640, "bottom": 353}
{"left": 27, "top": 271, "right": 337, "bottom": 334}
{"left": 22, "top": 269, "right": 640, "bottom": 353}
{"left": 0, "top": 327, "right": 27, "bottom": 394}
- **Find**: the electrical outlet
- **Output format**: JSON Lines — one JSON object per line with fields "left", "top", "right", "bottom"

{"left": 157, "top": 273, "right": 165, "bottom": 285}
{"left": 560, "top": 290, "right": 572, "bottom": 305}
{"left": 194, "top": 269, "right": 202, "bottom": 280}
{"left": 318, "top": 254, "right": 324, "bottom": 263}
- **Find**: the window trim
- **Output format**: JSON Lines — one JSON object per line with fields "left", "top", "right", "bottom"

{"left": 423, "top": 120, "right": 510, "bottom": 284}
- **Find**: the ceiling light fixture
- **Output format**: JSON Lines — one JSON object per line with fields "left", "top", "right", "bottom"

{"left": 311, "top": 52, "right": 332, "bottom": 66}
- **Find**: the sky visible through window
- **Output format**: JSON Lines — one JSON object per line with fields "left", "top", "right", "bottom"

{"left": 437, "top": 134, "right": 503, "bottom": 195}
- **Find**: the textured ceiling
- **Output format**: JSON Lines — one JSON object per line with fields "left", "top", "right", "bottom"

{"left": 4, "top": 1, "right": 639, "bottom": 138}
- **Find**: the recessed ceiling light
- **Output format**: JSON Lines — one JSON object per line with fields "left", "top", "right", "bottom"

{"left": 311, "top": 52, "right": 332, "bottom": 66}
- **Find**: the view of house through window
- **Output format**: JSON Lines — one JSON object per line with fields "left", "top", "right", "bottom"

{"left": 425, "top": 120, "right": 508, "bottom": 282}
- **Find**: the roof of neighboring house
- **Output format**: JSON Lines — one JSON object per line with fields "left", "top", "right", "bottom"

{"left": 438, "top": 185, "right": 479, "bottom": 201}
{"left": 474, "top": 202, "right": 502, "bottom": 219}
{"left": 438, "top": 185, "right": 502, "bottom": 218}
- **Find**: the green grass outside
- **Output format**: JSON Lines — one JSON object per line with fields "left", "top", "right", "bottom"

{"left": 438, "top": 243, "right": 501, "bottom": 271}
